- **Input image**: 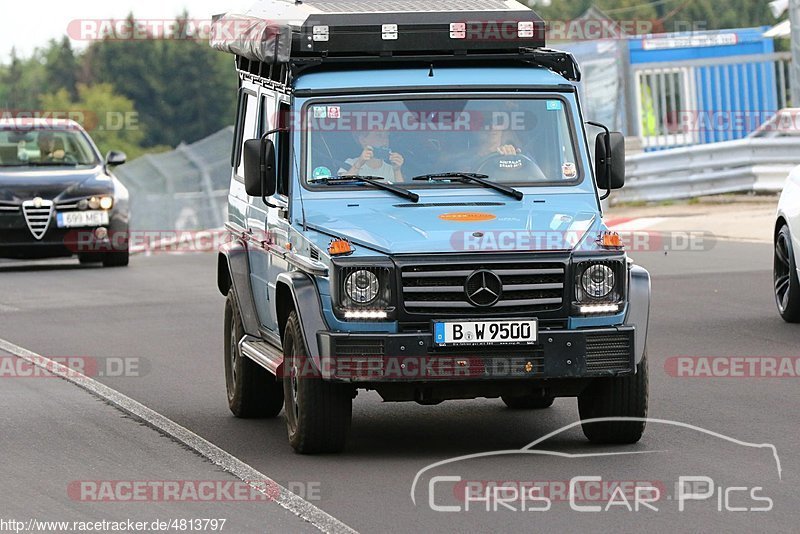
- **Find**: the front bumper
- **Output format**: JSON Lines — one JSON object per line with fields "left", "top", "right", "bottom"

{"left": 317, "top": 326, "right": 635, "bottom": 382}
{"left": 0, "top": 210, "right": 128, "bottom": 259}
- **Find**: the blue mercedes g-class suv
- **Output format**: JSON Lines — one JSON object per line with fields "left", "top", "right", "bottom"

{"left": 213, "top": 0, "right": 650, "bottom": 453}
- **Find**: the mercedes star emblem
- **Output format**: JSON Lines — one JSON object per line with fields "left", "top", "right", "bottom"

{"left": 464, "top": 270, "right": 503, "bottom": 307}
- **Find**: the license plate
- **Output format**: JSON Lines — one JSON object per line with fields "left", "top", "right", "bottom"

{"left": 57, "top": 211, "right": 109, "bottom": 228}
{"left": 434, "top": 319, "right": 538, "bottom": 346}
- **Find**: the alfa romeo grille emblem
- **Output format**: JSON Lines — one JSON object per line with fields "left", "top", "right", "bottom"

{"left": 464, "top": 270, "right": 503, "bottom": 307}
{"left": 33, "top": 197, "right": 43, "bottom": 208}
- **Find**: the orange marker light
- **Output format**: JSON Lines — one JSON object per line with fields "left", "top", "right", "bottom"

{"left": 328, "top": 239, "right": 353, "bottom": 256}
{"left": 599, "top": 232, "right": 623, "bottom": 249}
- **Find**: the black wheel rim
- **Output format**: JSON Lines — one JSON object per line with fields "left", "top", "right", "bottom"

{"left": 775, "top": 232, "right": 792, "bottom": 312}
{"left": 290, "top": 352, "right": 300, "bottom": 421}
{"left": 227, "top": 317, "right": 237, "bottom": 397}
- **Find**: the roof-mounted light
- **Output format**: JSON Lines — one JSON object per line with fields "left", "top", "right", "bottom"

{"left": 518, "top": 21, "right": 535, "bottom": 38}
{"left": 312, "top": 25, "right": 329, "bottom": 42}
{"left": 382, "top": 24, "right": 398, "bottom": 40}
{"left": 450, "top": 23, "right": 466, "bottom": 39}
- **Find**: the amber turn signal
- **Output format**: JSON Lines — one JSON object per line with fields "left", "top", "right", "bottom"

{"left": 328, "top": 239, "right": 353, "bottom": 256}
{"left": 599, "top": 231, "right": 623, "bottom": 249}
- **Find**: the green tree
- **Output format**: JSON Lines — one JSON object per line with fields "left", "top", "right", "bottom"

{"left": 39, "top": 83, "right": 149, "bottom": 159}
{"left": 41, "top": 37, "right": 80, "bottom": 100}
{"left": 84, "top": 12, "right": 237, "bottom": 148}
{"left": 0, "top": 47, "right": 48, "bottom": 110}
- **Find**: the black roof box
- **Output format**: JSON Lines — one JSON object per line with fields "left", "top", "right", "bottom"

{"left": 211, "top": 0, "right": 547, "bottom": 64}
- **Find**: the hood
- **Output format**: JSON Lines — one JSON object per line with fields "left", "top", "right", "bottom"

{"left": 305, "top": 194, "right": 602, "bottom": 254}
{"left": 0, "top": 166, "right": 113, "bottom": 204}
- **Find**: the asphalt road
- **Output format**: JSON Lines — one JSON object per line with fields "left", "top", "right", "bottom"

{"left": 1, "top": 240, "right": 798, "bottom": 533}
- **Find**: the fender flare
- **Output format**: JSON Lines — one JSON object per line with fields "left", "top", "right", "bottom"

{"left": 624, "top": 264, "right": 651, "bottom": 365}
{"left": 275, "top": 271, "right": 328, "bottom": 372}
{"left": 217, "top": 239, "right": 261, "bottom": 336}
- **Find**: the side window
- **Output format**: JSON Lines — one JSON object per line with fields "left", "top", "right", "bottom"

{"left": 235, "top": 91, "right": 258, "bottom": 180}
{"left": 277, "top": 102, "right": 291, "bottom": 196}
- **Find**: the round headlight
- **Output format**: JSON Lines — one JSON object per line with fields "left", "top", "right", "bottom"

{"left": 99, "top": 196, "right": 113, "bottom": 210}
{"left": 345, "top": 270, "right": 380, "bottom": 304}
{"left": 581, "top": 264, "right": 615, "bottom": 299}
{"left": 88, "top": 197, "right": 100, "bottom": 209}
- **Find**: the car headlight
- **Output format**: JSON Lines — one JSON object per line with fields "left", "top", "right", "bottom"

{"left": 345, "top": 270, "right": 380, "bottom": 304}
{"left": 87, "top": 196, "right": 113, "bottom": 210}
{"left": 574, "top": 260, "right": 626, "bottom": 314}
{"left": 581, "top": 264, "right": 615, "bottom": 298}
{"left": 334, "top": 263, "right": 394, "bottom": 320}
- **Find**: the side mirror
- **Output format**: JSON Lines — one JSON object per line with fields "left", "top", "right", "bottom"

{"left": 243, "top": 138, "right": 277, "bottom": 198}
{"left": 594, "top": 131, "right": 625, "bottom": 191}
{"left": 105, "top": 151, "right": 127, "bottom": 166}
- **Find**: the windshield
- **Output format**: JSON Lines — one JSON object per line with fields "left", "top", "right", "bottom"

{"left": 0, "top": 128, "right": 99, "bottom": 167}
{"left": 305, "top": 97, "right": 581, "bottom": 188}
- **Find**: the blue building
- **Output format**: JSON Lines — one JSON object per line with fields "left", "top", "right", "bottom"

{"left": 563, "top": 27, "right": 790, "bottom": 150}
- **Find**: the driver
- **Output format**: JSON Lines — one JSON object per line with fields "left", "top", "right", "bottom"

{"left": 37, "top": 132, "right": 66, "bottom": 161}
{"left": 472, "top": 124, "right": 521, "bottom": 162}
{"left": 339, "top": 128, "right": 405, "bottom": 182}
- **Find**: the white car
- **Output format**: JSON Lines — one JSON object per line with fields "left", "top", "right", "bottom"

{"left": 775, "top": 165, "right": 800, "bottom": 321}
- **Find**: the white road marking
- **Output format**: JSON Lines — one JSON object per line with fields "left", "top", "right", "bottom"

{"left": 608, "top": 217, "right": 667, "bottom": 232}
{"left": 0, "top": 337, "right": 358, "bottom": 534}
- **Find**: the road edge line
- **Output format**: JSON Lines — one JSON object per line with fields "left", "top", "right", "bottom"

{"left": 0, "top": 337, "right": 358, "bottom": 534}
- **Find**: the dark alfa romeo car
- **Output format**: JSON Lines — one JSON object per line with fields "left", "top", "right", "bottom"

{"left": 0, "top": 119, "right": 130, "bottom": 267}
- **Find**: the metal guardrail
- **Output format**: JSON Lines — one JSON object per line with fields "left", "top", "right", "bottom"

{"left": 115, "top": 127, "right": 233, "bottom": 231}
{"left": 615, "top": 137, "right": 800, "bottom": 203}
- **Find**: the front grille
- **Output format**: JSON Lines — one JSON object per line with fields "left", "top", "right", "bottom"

{"left": 401, "top": 260, "right": 566, "bottom": 316}
{"left": 585, "top": 333, "right": 634, "bottom": 373}
{"left": 21, "top": 200, "right": 54, "bottom": 240}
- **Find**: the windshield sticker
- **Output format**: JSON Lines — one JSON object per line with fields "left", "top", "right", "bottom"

{"left": 546, "top": 100, "right": 563, "bottom": 111}
{"left": 439, "top": 212, "right": 497, "bottom": 222}
{"left": 312, "top": 106, "right": 327, "bottom": 119}
{"left": 562, "top": 162, "right": 577, "bottom": 178}
{"left": 313, "top": 166, "right": 332, "bottom": 180}
{"left": 327, "top": 106, "right": 341, "bottom": 119}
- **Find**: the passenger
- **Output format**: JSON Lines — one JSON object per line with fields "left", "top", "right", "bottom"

{"left": 339, "top": 128, "right": 405, "bottom": 182}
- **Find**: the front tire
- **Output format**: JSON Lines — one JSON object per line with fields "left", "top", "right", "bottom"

{"left": 223, "top": 290, "right": 284, "bottom": 418}
{"left": 78, "top": 253, "right": 102, "bottom": 265}
{"left": 283, "top": 311, "right": 352, "bottom": 453}
{"left": 774, "top": 225, "right": 800, "bottom": 322}
{"left": 578, "top": 353, "right": 649, "bottom": 444}
{"left": 102, "top": 249, "right": 129, "bottom": 267}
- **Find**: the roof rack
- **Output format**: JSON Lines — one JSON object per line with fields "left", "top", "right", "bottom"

{"left": 212, "top": 0, "right": 581, "bottom": 82}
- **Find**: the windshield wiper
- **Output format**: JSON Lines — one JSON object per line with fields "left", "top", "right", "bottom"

{"left": 310, "top": 175, "right": 419, "bottom": 203}
{"left": 412, "top": 172, "right": 523, "bottom": 201}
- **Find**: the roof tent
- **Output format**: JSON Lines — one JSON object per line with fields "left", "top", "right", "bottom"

{"left": 210, "top": 0, "right": 580, "bottom": 81}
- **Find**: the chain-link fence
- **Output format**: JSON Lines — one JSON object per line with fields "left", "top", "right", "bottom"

{"left": 115, "top": 126, "right": 233, "bottom": 231}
